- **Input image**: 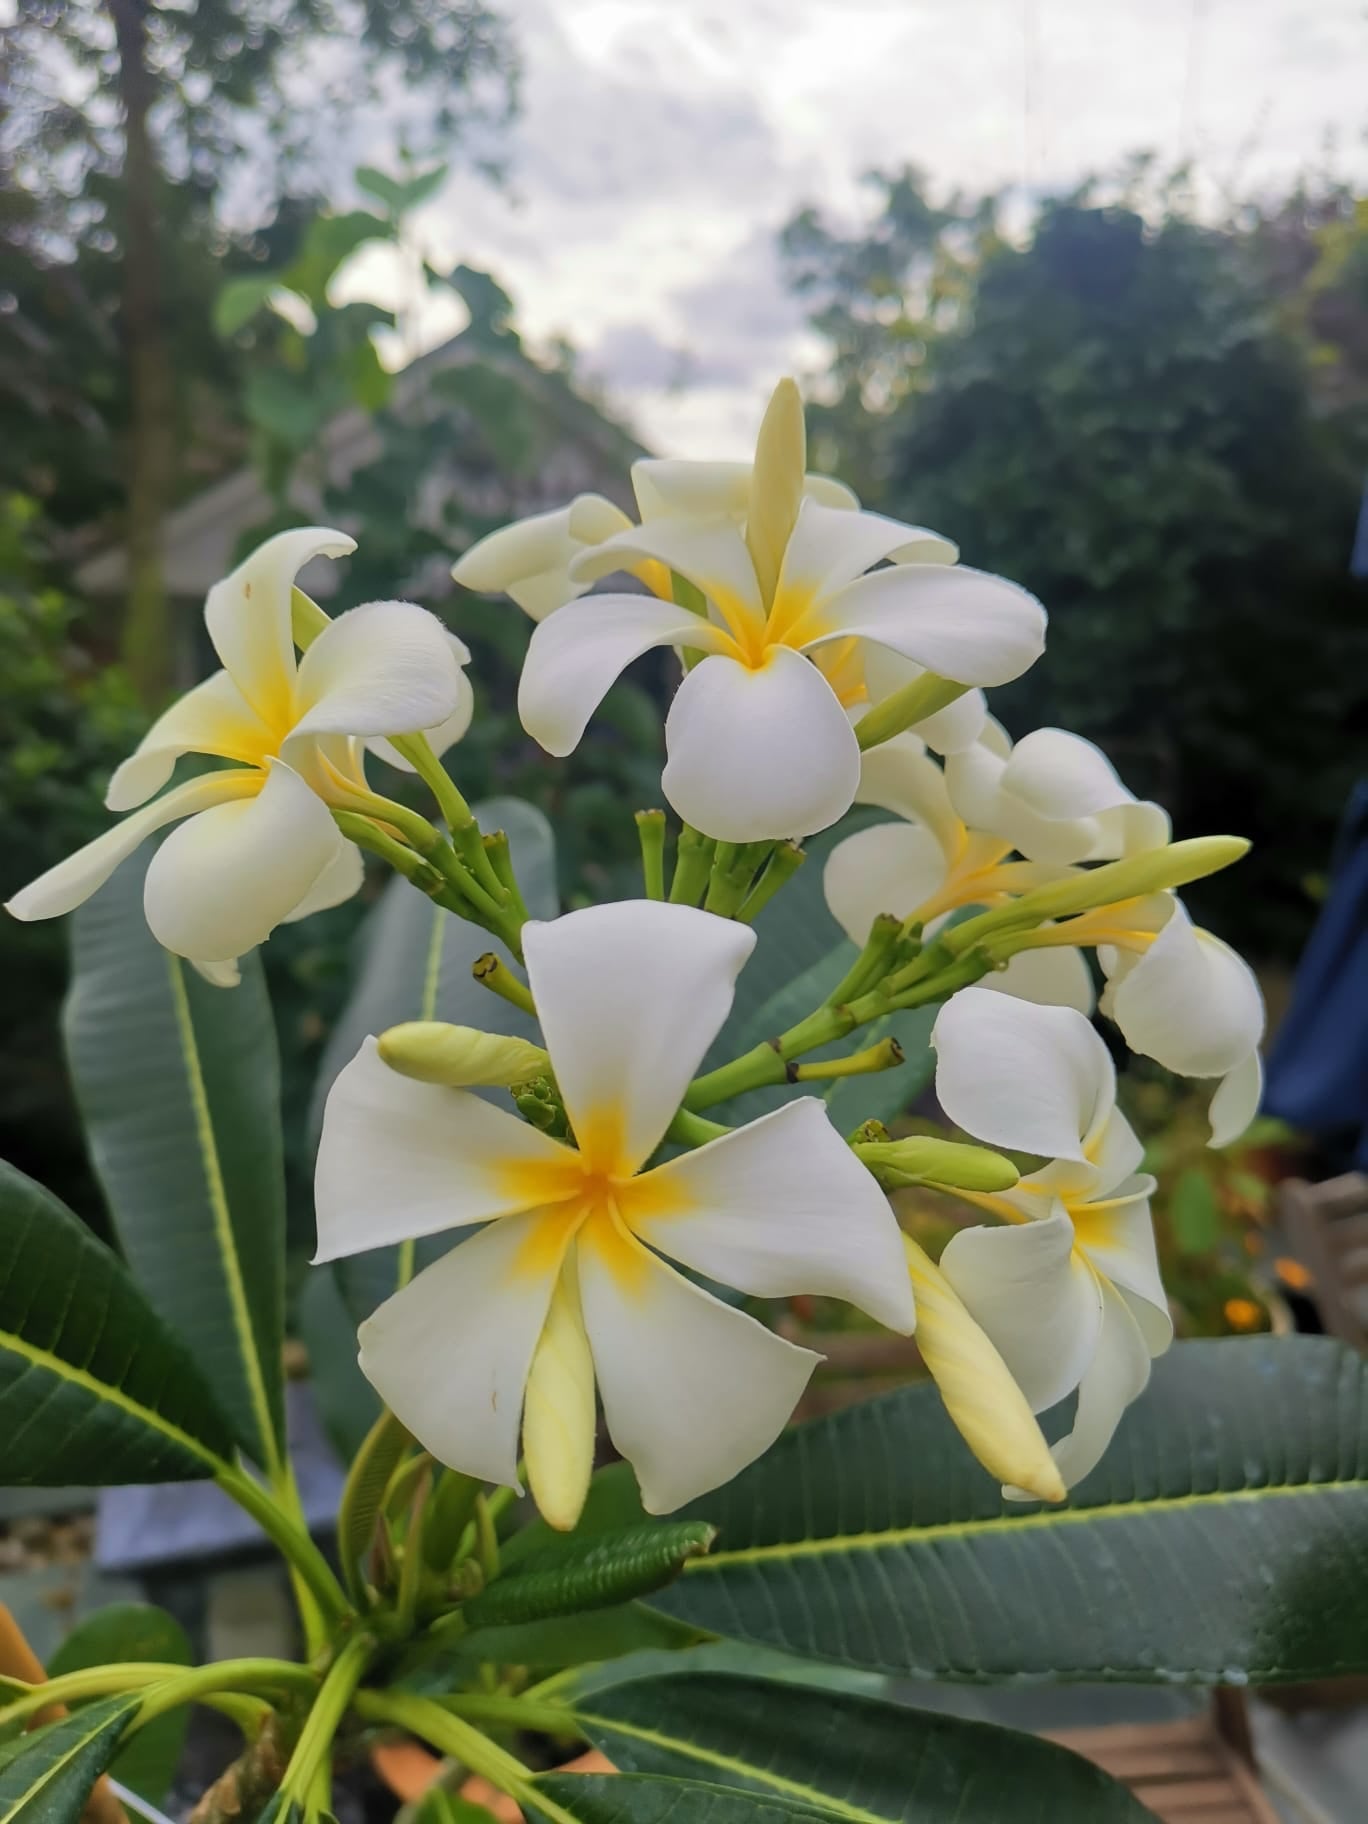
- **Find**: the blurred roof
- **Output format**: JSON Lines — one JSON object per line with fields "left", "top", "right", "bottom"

{"left": 73, "top": 332, "right": 644, "bottom": 601}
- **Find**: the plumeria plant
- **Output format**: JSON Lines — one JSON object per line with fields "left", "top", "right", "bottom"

{"left": 2, "top": 380, "right": 1365, "bottom": 1824}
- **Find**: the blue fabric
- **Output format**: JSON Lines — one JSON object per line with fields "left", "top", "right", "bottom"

{"left": 1353, "top": 478, "right": 1368, "bottom": 579}
{"left": 1264, "top": 781, "right": 1368, "bottom": 1166}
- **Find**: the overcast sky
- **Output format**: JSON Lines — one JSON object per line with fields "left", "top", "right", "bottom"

{"left": 338, "top": 0, "right": 1366, "bottom": 458}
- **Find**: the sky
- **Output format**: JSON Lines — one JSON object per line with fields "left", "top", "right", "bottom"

{"left": 336, "top": 0, "right": 1367, "bottom": 458}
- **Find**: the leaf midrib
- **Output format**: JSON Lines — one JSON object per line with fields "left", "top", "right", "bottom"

{"left": 575, "top": 1709, "right": 886, "bottom": 1824}
{"left": 0, "top": 1701, "right": 136, "bottom": 1824}
{"left": 0, "top": 1324, "right": 225, "bottom": 1474}
{"left": 684, "top": 1477, "right": 1367, "bottom": 1570}
{"left": 167, "top": 955, "right": 279, "bottom": 1471}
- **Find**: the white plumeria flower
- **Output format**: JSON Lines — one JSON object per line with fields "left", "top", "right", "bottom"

{"left": 451, "top": 454, "right": 860, "bottom": 624}
{"left": 946, "top": 720, "right": 1170, "bottom": 867}
{"left": 823, "top": 732, "right": 1080, "bottom": 980}
{"left": 518, "top": 502, "right": 1044, "bottom": 844}
{"left": 930, "top": 987, "right": 1173, "bottom": 1495}
{"left": 314, "top": 900, "right": 914, "bottom": 1526}
{"left": 994, "top": 893, "right": 1265, "bottom": 1146}
{"left": 6, "top": 528, "right": 467, "bottom": 974}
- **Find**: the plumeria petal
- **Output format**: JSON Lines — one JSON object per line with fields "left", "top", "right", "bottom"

{"left": 854, "top": 732, "right": 962, "bottom": 856}
{"left": 281, "top": 840, "right": 365, "bottom": 923}
{"left": 775, "top": 499, "right": 957, "bottom": 609}
{"left": 1208, "top": 1050, "right": 1264, "bottom": 1149}
{"left": 106, "top": 671, "right": 273, "bottom": 810}
{"left": 569, "top": 519, "right": 764, "bottom": 635}
{"left": 368, "top": 635, "right": 474, "bottom": 770}
{"left": 630, "top": 459, "right": 860, "bottom": 523}
{"left": 205, "top": 527, "right": 355, "bottom": 725}
{"left": 290, "top": 601, "right": 463, "bottom": 746}
{"left": 522, "top": 900, "right": 754, "bottom": 1176}
{"left": 1031, "top": 1277, "right": 1153, "bottom": 1495}
{"left": 661, "top": 648, "right": 861, "bottom": 841}
{"left": 932, "top": 987, "right": 1115, "bottom": 1163}
{"left": 518, "top": 596, "right": 726, "bottom": 758}
{"left": 142, "top": 761, "right": 344, "bottom": 964}
{"left": 192, "top": 957, "right": 242, "bottom": 989}
{"left": 939, "top": 1210, "right": 1104, "bottom": 1413}
{"left": 1071, "top": 1188, "right": 1171, "bottom": 1354}
{"left": 1086, "top": 1108, "right": 1148, "bottom": 1197}
{"left": 453, "top": 496, "right": 632, "bottom": 621}
{"left": 903, "top": 1236, "right": 1064, "bottom": 1503}
{"left": 984, "top": 943, "right": 1097, "bottom": 1014}
{"left": 1107, "top": 902, "right": 1265, "bottom": 1079}
{"left": 823, "top": 822, "right": 950, "bottom": 944}
{"left": 630, "top": 1099, "right": 915, "bottom": 1333}
{"left": 314, "top": 1037, "right": 577, "bottom": 1263}
{"left": 804, "top": 564, "right": 1046, "bottom": 688}
{"left": 359, "top": 1211, "right": 571, "bottom": 1488}
{"left": 5, "top": 770, "right": 259, "bottom": 923}
{"left": 578, "top": 1225, "right": 820, "bottom": 1514}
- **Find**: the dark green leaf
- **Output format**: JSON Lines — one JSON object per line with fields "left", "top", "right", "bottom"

{"left": 354, "top": 167, "right": 408, "bottom": 215}
{"left": 64, "top": 844, "right": 286, "bottom": 1470}
{"left": 48, "top": 1606, "right": 191, "bottom": 1805}
{"left": 0, "top": 1162, "right": 235, "bottom": 1484}
{"left": 421, "top": 1606, "right": 700, "bottom": 1683}
{"left": 570, "top": 1673, "right": 1154, "bottom": 1821}
{"left": 466, "top": 1524, "right": 716, "bottom": 1630}
{"left": 412, "top": 1792, "right": 500, "bottom": 1824}
{"left": 528, "top": 1773, "right": 838, "bottom": 1824}
{"left": 501, "top": 1464, "right": 646, "bottom": 1571}
{"left": 655, "top": 1337, "right": 1368, "bottom": 1683}
{"left": 297, "top": 1264, "right": 381, "bottom": 1463}
{"left": 0, "top": 1696, "right": 139, "bottom": 1824}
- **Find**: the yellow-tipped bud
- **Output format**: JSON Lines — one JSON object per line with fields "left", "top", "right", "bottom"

{"left": 905, "top": 1236, "right": 1065, "bottom": 1504}
{"left": 746, "top": 377, "right": 807, "bottom": 605}
{"left": 857, "top": 1136, "right": 1020, "bottom": 1193}
{"left": 523, "top": 1264, "right": 596, "bottom": 1532}
{"left": 377, "top": 1021, "right": 549, "bottom": 1089}
{"left": 1005, "top": 836, "right": 1249, "bottom": 926}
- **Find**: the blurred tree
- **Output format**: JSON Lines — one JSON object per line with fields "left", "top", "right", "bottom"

{"left": 782, "top": 165, "right": 1368, "bottom": 958}
{"left": 0, "top": 0, "right": 516, "bottom": 700}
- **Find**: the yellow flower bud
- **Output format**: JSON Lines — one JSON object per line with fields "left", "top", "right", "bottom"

{"left": 377, "top": 1021, "right": 549, "bottom": 1089}
{"left": 523, "top": 1263, "right": 597, "bottom": 1531}
{"left": 746, "top": 377, "right": 807, "bottom": 605}
{"left": 1005, "top": 836, "right": 1249, "bottom": 925}
{"left": 905, "top": 1236, "right": 1065, "bottom": 1504}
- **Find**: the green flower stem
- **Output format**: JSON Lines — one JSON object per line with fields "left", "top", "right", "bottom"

{"left": 352, "top": 1692, "right": 576, "bottom": 1824}
{"left": 635, "top": 810, "right": 668, "bottom": 900}
{"left": 705, "top": 841, "right": 773, "bottom": 918}
{"left": 668, "top": 824, "right": 715, "bottom": 906}
{"left": 483, "top": 830, "right": 531, "bottom": 925}
{"left": 794, "top": 1035, "right": 904, "bottom": 1081}
{"left": 475, "top": 1493, "right": 500, "bottom": 1583}
{"left": 823, "top": 913, "right": 907, "bottom": 1007}
{"left": 686, "top": 952, "right": 992, "bottom": 1110}
{"left": 665, "top": 1107, "right": 733, "bottom": 1149}
{"left": 735, "top": 840, "right": 805, "bottom": 923}
{"left": 216, "top": 1463, "right": 350, "bottom": 1630}
{"left": 271, "top": 1458, "right": 330, "bottom": 1659}
{"left": 332, "top": 813, "right": 441, "bottom": 893}
{"left": 0, "top": 1660, "right": 313, "bottom": 1729}
{"left": 388, "top": 731, "right": 511, "bottom": 908}
{"left": 473, "top": 952, "right": 537, "bottom": 1017}
{"left": 436, "top": 1691, "right": 580, "bottom": 1739}
{"left": 135, "top": 1659, "right": 320, "bottom": 1728}
{"left": 853, "top": 673, "right": 968, "bottom": 752}
{"left": 275, "top": 1633, "right": 376, "bottom": 1808}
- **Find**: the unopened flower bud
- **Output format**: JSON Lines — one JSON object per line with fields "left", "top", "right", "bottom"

{"left": 377, "top": 1021, "right": 549, "bottom": 1089}
{"left": 856, "top": 1135, "right": 1019, "bottom": 1193}
{"left": 1005, "top": 836, "right": 1249, "bottom": 926}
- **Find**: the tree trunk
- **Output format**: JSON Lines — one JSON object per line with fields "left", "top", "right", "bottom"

{"left": 106, "top": 0, "right": 176, "bottom": 705}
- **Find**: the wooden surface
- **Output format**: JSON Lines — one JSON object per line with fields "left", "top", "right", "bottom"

{"left": 1045, "top": 1714, "right": 1281, "bottom": 1823}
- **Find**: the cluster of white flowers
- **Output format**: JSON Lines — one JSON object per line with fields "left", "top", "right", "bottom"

{"left": 7, "top": 378, "right": 1265, "bottom": 1529}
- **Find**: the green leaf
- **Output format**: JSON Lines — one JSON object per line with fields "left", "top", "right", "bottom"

{"left": 466, "top": 1524, "right": 716, "bottom": 1630}
{"left": 501, "top": 1463, "right": 647, "bottom": 1571}
{"left": 296, "top": 1262, "right": 381, "bottom": 1463}
{"left": 309, "top": 797, "right": 556, "bottom": 1322}
{"left": 0, "top": 1162, "right": 235, "bottom": 1485}
{"left": 64, "top": 844, "right": 286, "bottom": 1471}
{"left": 412, "top": 1792, "right": 500, "bottom": 1824}
{"left": 0, "top": 1696, "right": 140, "bottom": 1824}
{"left": 215, "top": 275, "right": 279, "bottom": 338}
{"left": 422, "top": 1606, "right": 700, "bottom": 1683}
{"left": 654, "top": 1336, "right": 1368, "bottom": 1683}
{"left": 528, "top": 1774, "right": 838, "bottom": 1824}
{"left": 48, "top": 1606, "right": 191, "bottom": 1805}
{"left": 355, "top": 167, "right": 408, "bottom": 215}
{"left": 569, "top": 1672, "right": 1154, "bottom": 1821}
{"left": 1169, "top": 1169, "right": 1223, "bottom": 1254}
{"left": 284, "top": 211, "right": 388, "bottom": 306}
